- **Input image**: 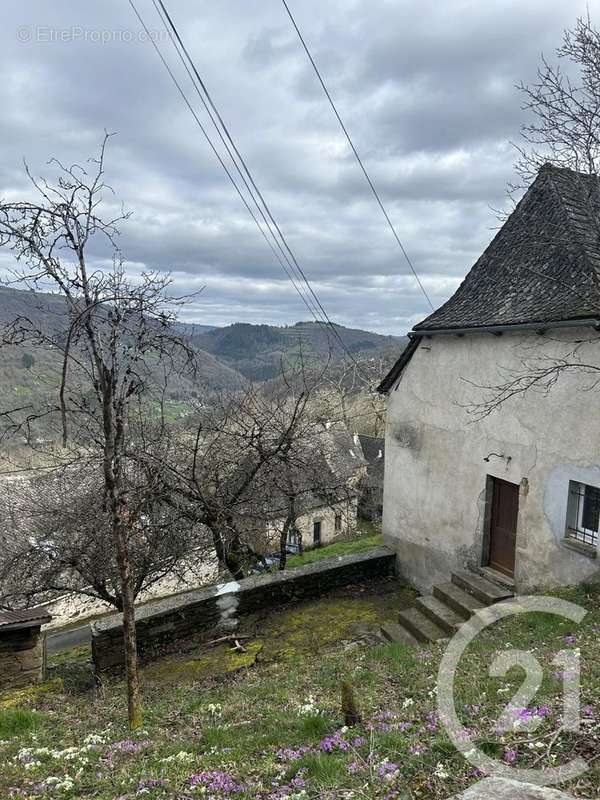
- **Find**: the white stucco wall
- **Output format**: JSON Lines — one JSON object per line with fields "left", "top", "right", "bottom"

{"left": 383, "top": 327, "right": 600, "bottom": 593}
{"left": 266, "top": 498, "right": 358, "bottom": 550}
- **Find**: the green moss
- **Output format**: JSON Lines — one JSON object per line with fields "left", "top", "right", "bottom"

{"left": 145, "top": 640, "right": 263, "bottom": 685}
{"left": 260, "top": 597, "right": 379, "bottom": 660}
{"left": 0, "top": 677, "right": 63, "bottom": 710}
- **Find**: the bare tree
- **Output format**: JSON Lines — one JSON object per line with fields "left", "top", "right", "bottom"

{"left": 316, "top": 354, "right": 391, "bottom": 437}
{"left": 513, "top": 13, "right": 600, "bottom": 188}
{"left": 227, "top": 383, "right": 361, "bottom": 570}
{"left": 0, "top": 458, "right": 200, "bottom": 611}
{"left": 464, "top": 336, "right": 600, "bottom": 420}
{"left": 0, "top": 136, "right": 195, "bottom": 727}
{"left": 153, "top": 367, "right": 320, "bottom": 578}
{"left": 262, "top": 436, "right": 360, "bottom": 571}
{"left": 469, "top": 14, "right": 600, "bottom": 418}
{"left": 148, "top": 357, "right": 360, "bottom": 576}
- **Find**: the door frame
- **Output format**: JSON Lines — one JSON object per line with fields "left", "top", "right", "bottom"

{"left": 313, "top": 519, "right": 322, "bottom": 547}
{"left": 482, "top": 475, "right": 519, "bottom": 577}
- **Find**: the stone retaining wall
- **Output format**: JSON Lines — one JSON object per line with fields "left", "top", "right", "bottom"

{"left": 91, "top": 546, "right": 396, "bottom": 671}
{"left": 0, "top": 627, "right": 47, "bottom": 690}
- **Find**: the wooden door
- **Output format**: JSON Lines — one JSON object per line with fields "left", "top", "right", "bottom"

{"left": 488, "top": 478, "right": 519, "bottom": 576}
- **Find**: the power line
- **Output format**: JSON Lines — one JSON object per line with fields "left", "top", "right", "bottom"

{"left": 151, "top": 0, "right": 359, "bottom": 361}
{"left": 129, "top": 0, "right": 362, "bottom": 368}
{"left": 127, "top": 0, "right": 326, "bottom": 329}
{"left": 148, "top": 0, "right": 329, "bottom": 330}
{"left": 280, "top": 0, "right": 434, "bottom": 312}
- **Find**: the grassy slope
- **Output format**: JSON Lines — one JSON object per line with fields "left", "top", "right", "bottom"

{"left": 287, "top": 526, "right": 383, "bottom": 568}
{"left": 2, "top": 580, "right": 600, "bottom": 798}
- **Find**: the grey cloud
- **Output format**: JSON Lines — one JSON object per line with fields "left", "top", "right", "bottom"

{"left": 0, "top": 0, "right": 592, "bottom": 335}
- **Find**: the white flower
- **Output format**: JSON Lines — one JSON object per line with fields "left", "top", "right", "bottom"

{"left": 297, "top": 695, "right": 321, "bottom": 716}
{"left": 161, "top": 751, "right": 195, "bottom": 763}
{"left": 83, "top": 733, "right": 106, "bottom": 745}
{"left": 402, "top": 698, "right": 414, "bottom": 708}
{"left": 433, "top": 762, "right": 449, "bottom": 779}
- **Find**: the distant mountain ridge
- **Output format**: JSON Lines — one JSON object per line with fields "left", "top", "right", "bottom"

{"left": 192, "top": 321, "right": 405, "bottom": 381}
{"left": 0, "top": 287, "right": 405, "bottom": 400}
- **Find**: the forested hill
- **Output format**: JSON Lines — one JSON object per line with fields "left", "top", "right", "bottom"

{"left": 0, "top": 288, "right": 406, "bottom": 407}
{"left": 0, "top": 287, "right": 245, "bottom": 420}
{"left": 193, "top": 321, "right": 406, "bottom": 381}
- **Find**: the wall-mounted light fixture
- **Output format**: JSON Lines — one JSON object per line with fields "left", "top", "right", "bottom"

{"left": 483, "top": 452, "right": 512, "bottom": 468}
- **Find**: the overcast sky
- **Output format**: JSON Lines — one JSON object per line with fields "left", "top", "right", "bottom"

{"left": 0, "top": 0, "right": 590, "bottom": 334}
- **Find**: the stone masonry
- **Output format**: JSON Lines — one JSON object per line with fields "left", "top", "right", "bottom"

{"left": 0, "top": 608, "right": 52, "bottom": 690}
{"left": 91, "top": 546, "right": 396, "bottom": 672}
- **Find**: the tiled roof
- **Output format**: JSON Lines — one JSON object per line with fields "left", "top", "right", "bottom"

{"left": 0, "top": 607, "right": 52, "bottom": 629}
{"left": 415, "top": 164, "right": 600, "bottom": 331}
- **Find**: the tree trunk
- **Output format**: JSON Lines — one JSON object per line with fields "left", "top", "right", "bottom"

{"left": 122, "top": 593, "right": 141, "bottom": 728}
{"left": 278, "top": 505, "right": 295, "bottom": 571}
{"left": 279, "top": 526, "right": 288, "bottom": 571}
{"left": 114, "top": 524, "right": 142, "bottom": 728}
{"left": 102, "top": 382, "right": 142, "bottom": 729}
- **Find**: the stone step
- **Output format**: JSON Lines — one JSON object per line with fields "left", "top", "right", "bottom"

{"left": 416, "top": 595, "right": 464, "bottom": 635}
{"left": 449, "top": 776, "right": 575, "bottom": 799}
{"left": 433, "top": 582, "right": 485, "bottom": 619}
{"left": 397, "top": 607, "right": 447, "bottom": 643}
{"left": 478, "top": 566, "right": 516, "bottom": 592}
{"left": 380, "top": 622, "right": 418, "bottom": 646}
{"left": 451, "top": 571, "right": 514, "bottom": 604}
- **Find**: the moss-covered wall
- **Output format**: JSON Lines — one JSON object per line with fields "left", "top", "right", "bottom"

{"left": 91, "top": 546, "right": 396, "bottom": 672}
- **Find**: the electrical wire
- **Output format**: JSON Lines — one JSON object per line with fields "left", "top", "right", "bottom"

{"left": 129, "top": 0, "right": 363, "bottom": 367}
{"left": 152, "top": 0, "right": 360, "bottom": 360}
{"left": 281, "top": 0, "right": 434, "bottom": 312}
{"left": 127, "top": 0, "right": 327, "bottom": 330}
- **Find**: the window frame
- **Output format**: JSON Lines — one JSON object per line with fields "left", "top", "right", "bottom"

{"left": 566, "top": 480, "right": 600, "bottom": 548}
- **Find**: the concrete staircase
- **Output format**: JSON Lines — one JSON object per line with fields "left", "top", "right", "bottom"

{"left": 381, "top": 569, "right": 514, "bottom": 646}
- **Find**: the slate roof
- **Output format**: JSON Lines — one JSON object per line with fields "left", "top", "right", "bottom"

{"left": 0, "top": 607, "right": 52, "bottom": 630}
{"left": 415, "top": 164, "right": 600, "bottom": 331}
{"left": 357, "top": 435, "right": 385, "bottom": 488}
{"left": 322, "top": 427, "right": 367, "bottom": 478}
{"left": 232, "top": 424, "right": 365, "bottom": 522}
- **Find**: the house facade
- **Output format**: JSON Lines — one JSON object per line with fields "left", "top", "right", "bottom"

{"left": 266, "top": 495, "right": 359, "bottom": 550}
{"left": 258, "top": 424, "right": 367, "bottom": 552}
{"left": 380, "top": 164, "right": 600, "bottom": 593}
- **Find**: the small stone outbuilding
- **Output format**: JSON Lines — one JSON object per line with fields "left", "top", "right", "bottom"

{"left": 0, "top": 607, "right": 52, "bottom": 690}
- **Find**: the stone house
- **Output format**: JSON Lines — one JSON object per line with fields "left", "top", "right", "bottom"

{"left": 252, "top": 425, "right": 367, "bottom": 552}
{"left": 379, "top": 164, "right": 600, "bottom": 594}
{"left": 0, "top": 607, "right": 52, "bottom": 689}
